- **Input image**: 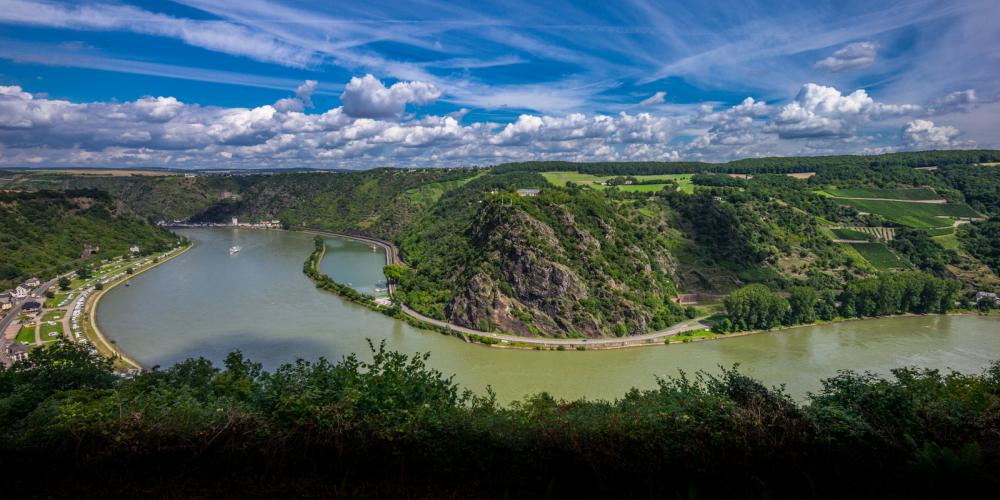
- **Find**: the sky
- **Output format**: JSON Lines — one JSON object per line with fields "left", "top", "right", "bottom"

{"left": 0, "top": 0, "right": 998, "bottom": 169}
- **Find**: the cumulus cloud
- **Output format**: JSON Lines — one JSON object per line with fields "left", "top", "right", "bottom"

{"left": 639, "top": 91, "right": 666, "bottom": 106}
{"left": 814, "top": 42, "right": 877, "bottom": 72}
{"left": 340, "top": 74, "right": 441, "bottom": 119}
{"left": 0, "top": 77, "right": 976, "bottom": 169}
{"left": 295, "top": 80, "right": 318, "bottom": 108}
{"left": 902, "top": 119, "right": 973, "bottom": 149}
{"left": 767, "top": 83, "right": 920, "bottom": 138}
{"left": 927, "top": 89, "right": 979, "bottom": 114}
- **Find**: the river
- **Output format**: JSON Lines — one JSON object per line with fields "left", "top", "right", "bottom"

{"left": 97, "top": 228, "right": 1000, "bottom": 403}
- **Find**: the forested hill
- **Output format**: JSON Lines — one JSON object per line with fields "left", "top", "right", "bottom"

{"left": 495, "top": 149, "right": 1000, "bottom": 175}
{"left": 0, "top": 190, "right": 180, "bottom": 287}
{"left": 5, "top": 149, "right": 1000, "bottom": 337}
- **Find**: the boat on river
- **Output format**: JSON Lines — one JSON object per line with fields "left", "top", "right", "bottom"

{"left": 229, "top": 246, "right": 241, "bottom": 255}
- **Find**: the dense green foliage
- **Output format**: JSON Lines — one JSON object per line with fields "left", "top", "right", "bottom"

{"left": 723, "top": 271, "right": 960, "bottom": 332}
{"left": 3, "top": 341, "right": 1000, "bottom": 497}
{"left": 890, "top": 227, "right": 958, "bottom": 273}
{"left": 395, "top": 173, "right": 686, "bottom": 336}
{"left": 959, "top": 217, "right": 1000, "bottom": 275}
{"left": 0, "top": 190, "right": 179, "bottom": 286}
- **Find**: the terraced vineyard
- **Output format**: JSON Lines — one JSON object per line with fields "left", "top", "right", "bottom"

{"left": 833, "top": 198, "right": 980, "bottom": 228}
{"left": 832, "top": 226, "right": 895, "bottom": 241}
{"left": 824, "top": 187, "right": 942, "bottom": 200}
{"left": 848, "top": 242, "right": 904, "bottom": 270}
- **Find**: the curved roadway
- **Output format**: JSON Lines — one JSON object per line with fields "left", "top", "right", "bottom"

{"left": 306, "top": 229, "right": 712, "bottom": 349}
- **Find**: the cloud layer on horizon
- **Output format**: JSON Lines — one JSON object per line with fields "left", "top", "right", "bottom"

{"left": 0, "top": 77, "right": 982, "bottom": 168}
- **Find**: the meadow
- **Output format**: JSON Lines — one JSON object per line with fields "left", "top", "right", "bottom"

{"left": 541, "top": 171, "right": 694, "bottom": 193}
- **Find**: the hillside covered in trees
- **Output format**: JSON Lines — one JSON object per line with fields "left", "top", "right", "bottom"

{"left": 5, "top": 150, "right": 1000, "bottom": 336}
{"left": 0, "top": 190, "right": 180, "bottom": 287}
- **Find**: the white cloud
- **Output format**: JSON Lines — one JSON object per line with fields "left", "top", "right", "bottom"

{"left": 927, "top": 89, "right": 979, "bottom": 114}
{"left": 0, "top": 77, "right": 984, "bottom": 169}
{"left": 0, "top": 0, "right": 319, "bottom": 67}
{"left": 901, "top": 119, "right": 973, "bottom": 149}
{"left": 295, "top": 80, "right": 318, "bottom": 108}
{"left": 340, "top": 74, "right": 441, "bottom": 119}
{"left": 814, "top": 42, "right": 877, "bottom": 72}
{"left": 639, "top": 91, "right": 666, "bottom": 106}
{"left": 767, "top": 83, "right": 920, "bottom": 138}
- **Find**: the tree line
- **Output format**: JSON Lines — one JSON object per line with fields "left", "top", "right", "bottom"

{"left": 718, "top": 271, "right": 961, "bottom": 332}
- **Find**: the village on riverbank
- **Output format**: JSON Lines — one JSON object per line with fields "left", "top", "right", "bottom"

{"left": 1, "top": 244, "right": 188, "bottom": 369}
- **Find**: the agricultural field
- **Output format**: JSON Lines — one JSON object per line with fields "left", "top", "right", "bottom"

{"left": 541, "top": 171, "right": 693, "bottom": 193}
{"left": 830, "top": 228, "right": 872, "bottom": 241}
{"left": 823, "top": 187, "right": 942, "bottom": 200}
{"left": 832, "top": 198, "right": 980, "bottom": 228}
{"left": 831, "top": 226, "right": 895, "bottom": 241}
{"left": 925, "top": 227, "right": 955, "bottom": 237}
{"left": 847, "top": 242, "right": 904, "bottom": 270}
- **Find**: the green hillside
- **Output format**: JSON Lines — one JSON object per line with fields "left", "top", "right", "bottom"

{"left": 0, "top": 190, "right": 180, "bottom": 287}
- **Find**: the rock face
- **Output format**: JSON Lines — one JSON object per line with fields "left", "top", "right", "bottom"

{"left": 446, "top": 200, "right": 676, "bottom": 338}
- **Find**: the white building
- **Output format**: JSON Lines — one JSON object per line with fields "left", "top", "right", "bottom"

{"left": 24, "top": 277, "right": 41, "bottom": 287}
{"left": 516, "top": 188, "right": 541, "bottom": 197}
{"left": 232, "top": 217, "right": 239, "bottom": 226}
{"left": 129, "top": 244, "right": 140, "bottom": 254}
{"left": 12, "top": 286, "right": 29, "bottom": 299}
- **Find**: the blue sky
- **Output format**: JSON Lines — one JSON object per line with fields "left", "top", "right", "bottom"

{"left": 0, "top": 0, "right": 997, "bottom": 168}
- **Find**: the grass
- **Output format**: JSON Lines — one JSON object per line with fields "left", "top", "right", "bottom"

{"left": 847, "top": 242, "right": 904, "bottom": 270}
{"left": 16, "top": 324, "right": 35, "bottom": 344}
{"left": 831, "top": 198, "right": 980, "bottom": 228}
{"left": 39, "top": 322, "right": 63, "bottom": 342}
{"left": 669, "top": 329, "right": 716, "bottom": 343}
{"left": 541, "top": 171, "right": 694, "bottom": 193}
{"left": 830, "top": 228, "right": 872, "bottom": 241}
{"left": 925, "top": 227, "right": 955, "bottom": 237}
{"left": 933, "top": 233, "right": 961, "bottom": 250}
{"left": 825, "top": 187, "right": 941, "bottom": 200}
{"left": 42, "top": 309, "right": 65, "bottom": 321}
{"left": 403, "top": 171, "right": 486, "bottom": 208}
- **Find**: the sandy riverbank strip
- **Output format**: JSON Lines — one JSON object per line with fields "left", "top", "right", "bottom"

{"left": 85, "top": 244, "right": 192, "bottom": 370}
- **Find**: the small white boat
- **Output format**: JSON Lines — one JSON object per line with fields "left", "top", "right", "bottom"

{"left": 229, "top": 246, "right": 241, "bottom": 255}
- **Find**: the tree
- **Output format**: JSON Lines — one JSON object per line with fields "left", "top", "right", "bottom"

{"left": 94, "top": 282, "right": 104, "bottom": 290}
{"left": 724, "top": 284, "right": 790, "bottom": 331}
{"left": 76, "top": 267, "right": 92, "bottom": 279}
{"left": 58, "top": 277, "right": 71, "bottom": 290}
{"left": 787, "top": 287, "right": 818, "bottom": 325}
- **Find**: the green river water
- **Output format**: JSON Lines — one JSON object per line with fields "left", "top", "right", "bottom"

{"left": 96, "top": 228, "right": 1000, "bottom": 403}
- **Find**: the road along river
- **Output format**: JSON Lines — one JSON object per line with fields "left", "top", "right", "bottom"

{"left": 96, "top": 228, "right": 1000, "bottom": 403}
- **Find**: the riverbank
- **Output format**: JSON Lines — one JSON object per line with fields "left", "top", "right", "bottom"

{"left": 85, "top": 243, "right": 192, "bottom": 370}
{"left": 303, "top": 229, "right": 998, "bottom": 351}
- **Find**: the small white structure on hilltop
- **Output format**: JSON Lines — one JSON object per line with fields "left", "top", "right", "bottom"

{"left": 516, "top": 188, "right": 541, "bottom": 197}
{"left": 129, "top": 244, "right": 140, "bottom": 254}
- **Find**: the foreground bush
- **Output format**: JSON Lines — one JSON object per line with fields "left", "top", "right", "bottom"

{"left": 1, "top": 341, "right": 998, "bottom": 498}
